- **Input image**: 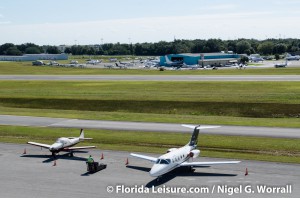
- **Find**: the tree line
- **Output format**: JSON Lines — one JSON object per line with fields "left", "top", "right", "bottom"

{"left": 1, "top": 38, "right": 300, "bottom": 56}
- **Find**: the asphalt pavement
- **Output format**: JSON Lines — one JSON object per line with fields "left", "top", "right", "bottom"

{"left": 0, "top": 115, "right": 299, "bottom": 138}
{"left": 0, "top": 143, "right": 298, "bottom": 198}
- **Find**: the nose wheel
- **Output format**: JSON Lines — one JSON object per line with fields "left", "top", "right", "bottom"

{"left": 52, "top": 152, "right": 57, "bottom": 159}
{"left": 156, "top": 176, "right": 162, "bottom": 182}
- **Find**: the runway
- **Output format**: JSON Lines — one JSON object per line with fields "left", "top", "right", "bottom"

{"left": 0, "top": 75, "right": 300, "bottom": 81}
{"left": 0, "top": 115, "right": 299, "bottom": 138}
{"left": 0, "top": 143, "right": 298, "bottom": 198}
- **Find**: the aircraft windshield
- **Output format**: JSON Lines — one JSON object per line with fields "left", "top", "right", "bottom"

{"left": 156, "top": 159, "right": 171, "bottom": 164}
{"left": 55, "top": 139, "right": 63, "bottom": 143}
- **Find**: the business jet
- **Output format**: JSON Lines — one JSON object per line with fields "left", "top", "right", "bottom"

{"left": 27, "top": 129, "right": 95, "bottom": 157}
{"left": 164, "top": 55, "right": 184, "bottom": 67}
{"left": 130, "top": 125, "right": 240, "bottom": 180}
{"left": 274, "top": 60, "right": 288, "bottom": 68}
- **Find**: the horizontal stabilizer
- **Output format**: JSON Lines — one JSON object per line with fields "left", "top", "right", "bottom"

{"left": 180, "top": 161, "right": 241, "bottom": 167}
{"left": 182, "top": 124, "right": 220, "bottom": 130}
{"left": 80, "top": 138, "right": 93, "bottom": 140}
{"left": 130, "top": 153, "right": 157, "bottom": 163}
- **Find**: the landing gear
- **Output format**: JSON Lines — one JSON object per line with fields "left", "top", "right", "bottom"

{"left": 52, "top": 152, "right": 56, "bottom": 158}
{"left": 156, "top": 176, "right": 162, "bottom": 182}
{"left": 188, "top": 166, "right": 195, "bottom": 172}
{"left": 69, "top": 152, "right": 74, "bottom": 157}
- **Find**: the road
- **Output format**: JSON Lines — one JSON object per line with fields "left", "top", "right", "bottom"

{"left": 0, "top": 115, "right": 299, "bottom": 138}
{"left": 0, "top": 143, "right": 298, "bottom": 198}
{"left": 0, "top": 75, "right": 300, "bottom": 81}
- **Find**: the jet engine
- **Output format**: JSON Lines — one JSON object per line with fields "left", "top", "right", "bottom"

{"left": 167, "top": 148, "right": 177, "bottom": 153}
{"left": 189, "top": 149, "right": 200, "bottom": 158}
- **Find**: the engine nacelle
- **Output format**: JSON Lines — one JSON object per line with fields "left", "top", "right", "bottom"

{"left": 167, "top": 148, "right": 177, "bottom": 153}
{"left": 189, "top": 149, "right": 200, "bottom": 158}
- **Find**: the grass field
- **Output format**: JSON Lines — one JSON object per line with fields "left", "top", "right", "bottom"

{"left": 1, "top": 61, "right": 300, "bottom": 75}
{"left": 0, "top": 80, "right": 299, "bottom": 127}
{"left": 1, "top": 126, "right": 299, "bottom": 163}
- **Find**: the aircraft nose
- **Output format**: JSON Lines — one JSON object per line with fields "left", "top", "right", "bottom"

{"left": 49, "top": 143, "right": 63, "bottom": 151}
{"left": 149, "top": 164, "right": 167, "bottom": 177}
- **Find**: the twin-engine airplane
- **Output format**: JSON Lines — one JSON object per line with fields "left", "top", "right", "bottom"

{"left": 27, "top": 129, "right": 95, "bottom": 157}
{"left": 130, "top": 125, "right": 240, "bottom": 179}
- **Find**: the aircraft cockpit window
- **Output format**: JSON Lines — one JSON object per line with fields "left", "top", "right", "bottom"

{"left": 55, "top": 139, "right": 63, "bottom": 143}
{"left": 155, "top": 159, "right": 161, "bottom": 164}
{"left": 159, "top": 159, "right": 170, "bottom": 164}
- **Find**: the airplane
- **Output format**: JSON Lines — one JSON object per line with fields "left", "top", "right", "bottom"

{"left": 286, "top": 54, "right": 300, "bottom": 61}
{"left": 86, "top": 59, "right": 101, "bottom": 65}
{"left": 164, "top": 55, "right": 184, "bottom": 67}
{"left": 274, "top": 60, "right": 288, "bottom": 68}
{"left": 249, "top": 56, "right": 264, "bottom": 63}
{"left": 130, "top": 125, "right": 240, "bottom": 180}
{"left": 27, "top": 129, "right": 96, "bottom": 157}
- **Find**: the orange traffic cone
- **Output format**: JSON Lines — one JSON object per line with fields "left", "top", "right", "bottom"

{"left": 23, "top": 148, "right": 27, "bottom": 155}
{"left": 125, "top": 158, "right": 129, "bottom": 166}
{"left": 101, "top": 153, "right": 104, "bottom": 160}
{"left": 245, "top": 168, "right": 248, "bottom": 176}
{"left": 53, "top": 160, "right": 57, "bottom": 166}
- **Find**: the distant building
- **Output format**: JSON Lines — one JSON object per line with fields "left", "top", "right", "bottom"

{"left": 160, "top": 53, "right": 240, "bottom": 67}
{"left": 0, "top": 53, "right": 68, "bottom": 61}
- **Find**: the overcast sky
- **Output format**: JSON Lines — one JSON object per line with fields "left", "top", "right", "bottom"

{"left": 1, "top": 0, "right": 300, "bottom": 45}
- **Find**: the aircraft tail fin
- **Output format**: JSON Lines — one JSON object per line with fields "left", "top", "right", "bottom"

{"left": 189, "top": 125, "right": 200, "bottom": 146}
{"left": 181, "top": 125, "right": 221, "bottom": 146}
{"left": 79, "top": 129, "right": 93, "bottom": 141}
{"left": 165, "top": 55, "right": 172, "bottom": 64}
{"left": 79, "top": 129, "right": 84, "bottom": 139}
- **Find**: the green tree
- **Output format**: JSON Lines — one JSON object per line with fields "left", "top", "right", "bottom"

{"left": 46, "top": 46, "right": 60, "bottom": 54}
{"left": 273, "top": 43, "right": 287, "bottom": 54}
{"left": 5, "top": 46, "right": 23, "bottom": 55}
{"left": 0, "top": 43, "right": 15, "bottom": 55}
{"left": 236, "top": 40, "right": 251, "bottom": 54}
{"left": 25, "top": 46, "right": 42, "bottom": 54}
{"left": 257, "top": 42, "right": 274, "bottom": 55}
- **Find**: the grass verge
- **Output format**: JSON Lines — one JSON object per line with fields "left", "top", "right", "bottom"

{"left": 1, "top": 61, "right": 300, "bottom": 75}
{"left": 1, "top": 126, "right": 300, "bottom": 163}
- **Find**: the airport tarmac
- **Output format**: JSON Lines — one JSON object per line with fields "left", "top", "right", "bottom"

{"left": 0, "top": 143, "right": 298, "bottom": 198}
{"left": 0, "top": 75, "right": 300, "bottom": 81}
{"left": 0, "top": 115, "right": 299, "bottom": 138}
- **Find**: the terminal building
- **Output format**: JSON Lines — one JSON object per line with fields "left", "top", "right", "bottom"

{"left": 160, "top": 53, "right": 240, "bottom": 67}
{"left": 0, "top": 53, "right": 68, "bottom": 61}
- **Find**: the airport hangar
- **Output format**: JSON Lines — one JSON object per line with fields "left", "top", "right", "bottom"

{"left": 0, "top": 53, "right": 68, "bottom": 61}
{"left": 160, "top": 53, "right": 241, "bottom": 67}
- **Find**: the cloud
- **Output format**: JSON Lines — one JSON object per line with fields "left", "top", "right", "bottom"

{"left": 1, "top": 11, "right": 300, "bottom": 45}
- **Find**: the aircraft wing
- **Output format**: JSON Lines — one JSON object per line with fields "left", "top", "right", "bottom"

{"left": 180, "top": 161, "right": 241, "bottom": 167}
{"left": 130, "top": 153, "right": 157, "bottom": 163}
{"left": 63, "top": 146, "right": 96, "bottom": 151}
{"left": 27, "top": 142, "right": 51, "bottom": 149}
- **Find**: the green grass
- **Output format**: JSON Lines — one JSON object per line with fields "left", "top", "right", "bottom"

{"left": 1, "top": 125, "right": 300, "bottom": 163}
{"left": 1, "top": 61, "right": 300, "bottom": 75}
{"left": 0, "top": 81, "right": 299, "bottom": 119}
{"left": 0, "top": 106, "right": 299, "bottom": 128}
{"left": 0, "top": 80, "right": 299, "bottom": 128}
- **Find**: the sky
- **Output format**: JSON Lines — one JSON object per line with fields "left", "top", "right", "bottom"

{"left": 1, "top": 0, "right": 300, "bottom": 45}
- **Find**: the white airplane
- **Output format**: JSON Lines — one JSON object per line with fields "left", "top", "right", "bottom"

{"left": 27, "top": 129, "right": 96, "bottom": 157}
{"left": 86, "top": 59, "right": 101, "bottom": 65}
{"left": 274, "top": 60, "right": 288, "bottom": 68}
{"left": 164, "top": 55, "right": 184, "bottom": 67}
{"left": 130, "top": 125, "right": 240, "bottom": 180}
